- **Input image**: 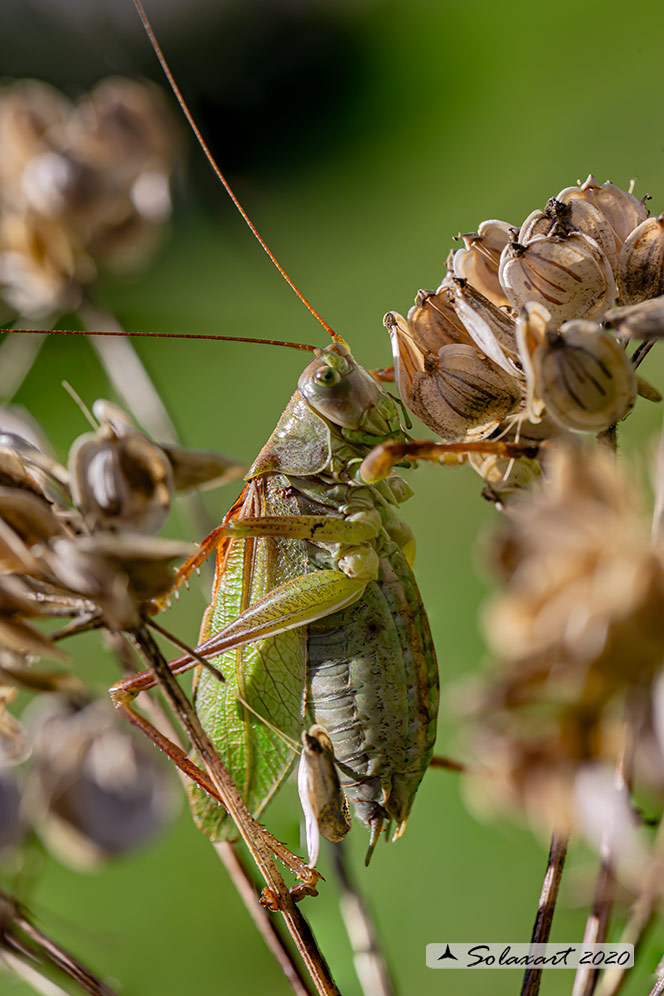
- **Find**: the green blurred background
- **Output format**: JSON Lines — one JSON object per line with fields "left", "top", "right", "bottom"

{"left": 4, "top": 0, "right": 664, "bottom": 993}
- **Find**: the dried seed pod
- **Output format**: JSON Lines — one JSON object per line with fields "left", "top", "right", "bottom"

{"left": 42, "top": 534, "right": 193, "bottom": 630}
{"left": 386, "top": 313, "right": 521, "bottom": 441}
{"left": 297, "top": 724, "right": 351, "bottom": 866}
{"left": 26, "top": 695, "right": 176, "bottom": 868}
{"left": 0, "top": 210, "right": 87, "bottom": 318}
{"left": 468, "top": 449, "right": 542, "bottom": 505}
{"left": 515, "top": 301, "right": 553, "bottom": 422}
{"left": 0, "top": 80, "right": 71, "bottom": 201}
{"left": 69, "top": 421, "right": 173, "bottom": 534}
{"left": 605, "top": 294, "right": 664, "bottom": 339}
{"left": 558, "top": 175, "right": 649, "bottom": 251}
{"left": 518, "top": 208, "right": 554, "bottom": 244}
{"left": 449, "top": 278, "right": 521, "bottom": 376}
{"left": 0, "top": 686, "right": 29, "bottom": 765}
{"left": 533, "top": 320, "right": 636, "bottom": 431}
{"left": 0, "top": 576, "right": 68, "bottom": 661}
{"left": 616, "top": 214, "right": 664, "bottom": 305}
{"left": 0, "top": 767, "right": 22, "bottom": 850}
{"left": 545, "top": 197, "right": 618, "bottom": 271}
{"left": 499, "top": 232, "right": 616, "bottom": 325}
{"left": 452, "top": 219, "right": 515, "bottom": 308}
{"left": 0, "top": 487, "right": 64, "bottom": 547}
{"left": 405, "top": 286, "right": 474, "bottom": 353}
{"left": 161, "top": 444, "right": 245, "bottom": 492}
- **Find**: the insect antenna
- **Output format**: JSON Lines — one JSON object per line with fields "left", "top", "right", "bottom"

{"left": 0, "top": 328, "right": 318, "bottom": 352}
{"left": 133, "top": 0, "right": 339, "bottom": 344}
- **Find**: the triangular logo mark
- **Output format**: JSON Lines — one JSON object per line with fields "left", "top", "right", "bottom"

{"left": 438, "top": 944, "right": 458, "bottom": 961}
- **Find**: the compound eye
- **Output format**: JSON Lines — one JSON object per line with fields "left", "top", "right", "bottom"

{"left": 314, "top": 366, "right": 341, "bottom": 387}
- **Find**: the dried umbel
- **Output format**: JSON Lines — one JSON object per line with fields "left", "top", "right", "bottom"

{"left": 468, "top": 446, "right": 664, "bottom": 832}
{"left": 25, "top": 695, "right": 176, "bottom": 868}
{"left": 0, "top": 76, "right": 180, "bottom": 319}
{"left": 384, "top": 172, "right": 660, "bottom": 503}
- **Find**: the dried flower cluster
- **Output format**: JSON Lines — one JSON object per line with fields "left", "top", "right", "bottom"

{"left": 0, "top": 401, "right": 242, "bottom": 873}
{"left": 387, "top": 175, "right": 662, "bottom": 500}
{"left": 468, "top": 444, "right": 664, "bottom": 857}
{"left": 0, "top": 77, "right": 180, "bottom": 318}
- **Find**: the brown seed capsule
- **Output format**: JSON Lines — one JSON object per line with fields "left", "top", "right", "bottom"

{"left": 604, "top": 294, "right": 664, "bottom": 339}
{"left": 405, "top": 285, "right": 474, "bottom": 354}
{"left": 69, "top": 414, "right": 174, "bottom": 534}
{"left": 449, "top": 278, "right": 521, "bottom": 376}
{"left": 0, "top": 80, "right": 71, "bottom": 202}
{"left": 545, "top": 196, "right": 618, "bottom": 271}
{"left": 452, "top": 219, "right": 515, "bottom": 308}
{"left": 42, "top": 534, "right": 193, "bottom": 631}
{"left": 558, "top": 175, "right": 649, "bottom": 252}
{"left": 499, "top": 232, "right": 616, "bottom": 325}
{"left": 533, "top": 320, "right": 636, "bottom": 431}
{"left": 518, "top": 208, "right": 554, "bottom": 244}
{"left": 616, "top": 213, "right": 664, "bottom": 305}
{"left": 160, "top": 444, "right": 246, "bottom": 493}
{"left": 386, "top": 312, "right": 521, "bottom": 441}
{"left": 515, "top": 301, "right": 553, "bottom": 422}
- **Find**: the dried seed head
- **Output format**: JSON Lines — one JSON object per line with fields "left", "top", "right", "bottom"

{"left": 386, "top": 312, "right": 521, "bottom": 441}
{"left": 0, "top": 81, "right": 71, "bottom": 202}
{"left": 0, "top": 210, "right": 87, "bottom": 317}
{"left": 498, "top": 232, "right": 616, "bottom": 325}
{"left": 469, "top": 445, "right": 664, "bottom": 829}
{"left": 616, "top": 213, "right": 664, "bottom": 305}
{"left": 0, "top": 77, "right": 180, "bottom": 317}
{"left": 533, "top": 320, "right": 636, "bottom": 432}
{"left": 452, "top": 219, "right": 515, "bottom": 308}
{"left": 26, "top": 695, "right": 176, "bottom": 868}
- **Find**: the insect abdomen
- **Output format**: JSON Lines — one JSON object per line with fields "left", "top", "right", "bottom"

{"left": 307, "top": 542, "right": 439, "bottom": 836}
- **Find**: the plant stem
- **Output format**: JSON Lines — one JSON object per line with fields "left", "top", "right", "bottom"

{"left": 520, "top": 830, "right": 569, "bottom": 996}
{"left": 331, "top": 841, "right": 397, "bottom": 996}
{"left": 110, "top": 630, "right": 313, "bottom": 995}
{"left": 129, "top": 626, "right": 340, "bottom": 996}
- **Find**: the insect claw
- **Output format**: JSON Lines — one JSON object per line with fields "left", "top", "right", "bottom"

{"left": 364, "top": 816, "right": 384, "bottom": 866}
{"left": 259, "top": 887, "right": 280, "bottom": 912}
{"left": 290, "top": 881, "right": 319, "bottom": 903}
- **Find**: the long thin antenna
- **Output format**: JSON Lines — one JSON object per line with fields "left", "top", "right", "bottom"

{"left": 0, "top": 328, "right": 316, "bottom": 352}
{"left": 133, "top": 0, "right": 338, "bottom": 342}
